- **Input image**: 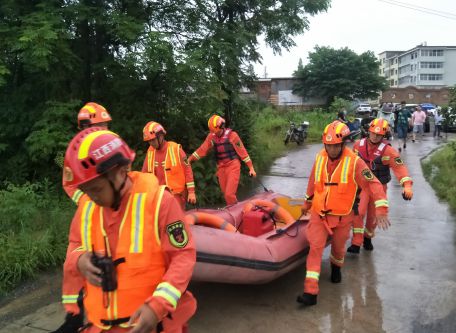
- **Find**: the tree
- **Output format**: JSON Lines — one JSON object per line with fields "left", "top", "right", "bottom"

{"left": 293, "top": 46, "right": 387, "bottom": 105}
{"left": 177, "top": 0, "right": 331, "bottom": 124}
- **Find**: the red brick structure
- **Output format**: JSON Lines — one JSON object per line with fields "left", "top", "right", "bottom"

{"left": 380, "top": 86, "right": 450, "bottom": 105}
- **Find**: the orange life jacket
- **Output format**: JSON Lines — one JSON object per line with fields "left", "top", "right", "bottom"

{"left": 312, "top": 147, "right": 359, "bottom": 216}
{"left": 78, "top": 172, "right": 166, "bottom": 329}
{"left": 146, "top": 141, "right": 186, "bottom": 194}
{"left": 212, "top": 129, "right": 238, "bottom": 164}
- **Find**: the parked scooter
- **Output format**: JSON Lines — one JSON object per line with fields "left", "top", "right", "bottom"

{"left": 284, "top": 121, "right": 309, "bottom": 145}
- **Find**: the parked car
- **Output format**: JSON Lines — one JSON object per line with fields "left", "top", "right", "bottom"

{"left": 355, "top": 103, "right": 372, "bottom": 115}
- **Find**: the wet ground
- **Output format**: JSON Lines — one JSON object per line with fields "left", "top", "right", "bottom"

{"left": 1, "top": 134, "right": 455, "bottom": 332}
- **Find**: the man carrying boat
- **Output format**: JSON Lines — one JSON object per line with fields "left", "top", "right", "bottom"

{"left": 60, "top": 128, "right": 196, "bottom": 332}
{"left": 187, "top": 114, "right": 256, "bottom": 205}
{"left": 347, "top": 118, "right": 413, "bottom": 253}
{"left": 142, "top": 121, "right": 197, "bottom": 210}
{"left": 298, "top": 120, "right": 390, "bottom": 306}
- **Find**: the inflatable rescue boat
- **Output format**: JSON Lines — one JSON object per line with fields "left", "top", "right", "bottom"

{"left": 184, "top": 192, "right": 310, "bottom": 284}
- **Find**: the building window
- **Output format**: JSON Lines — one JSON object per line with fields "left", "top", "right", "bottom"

{"left": 409, "top": 93, "right": 414, "bottom": 99}
{"left": 391, "top": 93, "right": 396, "bottom": 99}
{"left": 425, "top": 93, "right": 431, "bottom": 99}
{"left": 421, "top": 49, "right": 444, "bottom": 57}
{"left": 420, "top": 74, "right": 443, "bottom": 81}
{"left": 420, "top": 62, "right": 444, "bottom": 68}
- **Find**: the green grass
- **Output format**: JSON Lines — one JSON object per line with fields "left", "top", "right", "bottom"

{"left": 422, "top": 142, "right": 456, "bottom": 212}
{"left": 249, "top": 106, "right": 334, "bottom": 173}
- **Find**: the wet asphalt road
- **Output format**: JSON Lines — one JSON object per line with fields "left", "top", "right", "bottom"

{"left": 189, "top": 135, "right": 456, "bottom": 333}
{"left": 1, "top": 134, "right": 455, "bottom": 333}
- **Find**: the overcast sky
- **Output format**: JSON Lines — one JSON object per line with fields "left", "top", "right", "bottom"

{"left": 253, "top": 0, "right": 456, "bottom": 78}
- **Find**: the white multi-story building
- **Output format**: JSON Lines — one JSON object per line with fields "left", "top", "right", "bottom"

{"left": 379, "top": 44, "right": 456, "bottom": 88}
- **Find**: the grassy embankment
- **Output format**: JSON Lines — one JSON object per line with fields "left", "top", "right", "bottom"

{"left": 422, "top": 141, "right": 456, "bottom": 212}
{"left": 0, "top": 106, "right": 333, "bottom": 295}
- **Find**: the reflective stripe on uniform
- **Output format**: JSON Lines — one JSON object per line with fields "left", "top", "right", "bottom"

{"left": 72, "top": 189, "right": 84, "bottom": 205}
{"left": 186, "top": 182, "right": 195, "bottom": 188}
{"left": 152, "top": 282, "right": 182, "bottom": 309}
{"left": 381, "top": 156, "right": 390, "bottom": 161}
{"left": 62, "top": 294, "right": 79, "bottom": 304}
{"left": 400, "top": 176, "right": 412, "bottom": 185}
{"left": 330, "top": 254, "right": 344, "bottom": 265}
{"left": 374, "top": 199, "right": 389, "bottom": 208}
{"left": 130, "top": 193, "right": 146, "bottom": 253}
{"left": 353, "top": 227, "right": 364, "bottom": 234}
{"left": 192, "top": 152, "right": 200, "bottom": 160}
{"left": 306, "top": 271, "right": 320, "bottom": 280}
{"left": 242, "top": 156, "right": 251, "bottom": 163}
{"left": 81, "top": 201, "right": 95, "bottom": 251}
{"left": 341, "top": 156, "right": 351, "bottom": 183}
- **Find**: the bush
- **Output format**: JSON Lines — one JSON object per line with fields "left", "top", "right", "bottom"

{"left": 0, "top": 182, "right": 74, "bottom": 294}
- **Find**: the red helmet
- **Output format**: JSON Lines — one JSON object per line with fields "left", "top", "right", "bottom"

{"left": 63, "top": 128, "right": 135, "bottom": 188}
{"left": 322, "top": 121, "right": 351, "bottom": 144}
{"left": 369, "top": 118, "right": 389, "bottom": 136}
{"left": 208, "top": 115, "right": 225, "bottom": 133}
{"left": 77, "top": 102, "right": 112, "bottom": 129}
{"left": 143, "top": 121, "right": 166, "bottom": 141}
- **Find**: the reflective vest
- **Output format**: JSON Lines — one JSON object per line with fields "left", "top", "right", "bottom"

{"left": 312, "top": 148, "right": 359, "bottom": 216}
{"left": 146, "top": 141, "right": 186, "bottom": 194}
{"left": 79, "top": 172, "right": 166, "bottom": 329}
{"left": 212, "top": 129, "right": 238, "bottom": 163}
{"left": 357, "top": 138, "right": 391, "bottom": 184}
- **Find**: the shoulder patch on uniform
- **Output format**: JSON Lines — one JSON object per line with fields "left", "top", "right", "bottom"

{"left": 394, "top": 157, "right": 404, "bottom": 165}
{"left": 236, "top": 141, "right": 242, "bottom": 148}
{"left": 166, "top": 221, "right": 189, "bottom": 248}
{"left": 362, "top": 169, "right": 374, "bottom": 181}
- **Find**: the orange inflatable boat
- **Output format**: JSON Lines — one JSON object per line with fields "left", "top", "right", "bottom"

{"left": 185, "top": 191, "right": 311, "bottom": 284}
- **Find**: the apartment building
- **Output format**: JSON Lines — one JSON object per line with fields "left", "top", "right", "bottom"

{"left": 379, "top": 44, "right": 456, "bottom": 88}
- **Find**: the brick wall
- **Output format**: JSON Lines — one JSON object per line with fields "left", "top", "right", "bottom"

{"left": 380, "top": 86, "right": 450, "bottom": 105}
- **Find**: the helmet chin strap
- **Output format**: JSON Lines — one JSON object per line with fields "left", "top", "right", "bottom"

{"left": 109, "top": 173, "right": 128, "bottom": 211}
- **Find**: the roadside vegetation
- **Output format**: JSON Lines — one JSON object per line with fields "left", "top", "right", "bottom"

{"left": 422, "top": 142, "right": 456, "bottom": 213}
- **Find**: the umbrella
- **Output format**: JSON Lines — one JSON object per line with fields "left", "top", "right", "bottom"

{"left": 420, "top": 103, "right": 436, "bottom": 110}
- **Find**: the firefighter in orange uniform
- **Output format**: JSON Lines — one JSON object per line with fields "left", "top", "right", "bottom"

{"left": 187, "top": 115, "right": 256, "bottom": 205}
{"left": 55, "top": 102, "right": 113, "bottom": 333}
{"left": 347, "top": 118, "right": 413, "bottom": 253}
{"left": 60, "top": 128, "right": 196, "bottom": 333}
{"left": 141, "top": 121, "right": 196, "bottom": 210}
{"left": 297, "top": 121, "right": 390, "bottom": 306}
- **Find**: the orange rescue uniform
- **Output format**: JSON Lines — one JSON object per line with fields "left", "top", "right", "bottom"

{"left": 63, "top": 172, "right": 196, "bottom": 332}
{"left": 142, "top": 141, "right": 195, "bottom": 209}
{"left": 351, "top": 138, "right": 412, "bottom": 245}
{"left": 303, "top": 147, "right": 388, "bottom": 295}
{"left": 191, "top": 129, "right": 253, "bottom": 205}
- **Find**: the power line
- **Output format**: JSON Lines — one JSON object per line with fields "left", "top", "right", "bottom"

{"left": 377, "top": 0, "right": 456, "bottom": 21}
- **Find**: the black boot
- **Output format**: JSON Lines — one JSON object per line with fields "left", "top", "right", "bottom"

{"left": 363, "top": 237, "right": 374, "bottom": 251}
{"left": 330, "top": 264, "right": 342, "bottom": 283}
{"left": 347, "top": 244, "right": 360, "bottom": 254}
{"left": 296, "top": 293, "right": 317, "bottom": 306}
{"left": 51, "top": 313, "right": 84, "bottom": 333}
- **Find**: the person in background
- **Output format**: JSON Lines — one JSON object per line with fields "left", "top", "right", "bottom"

{"left": 412, "top": 105, "right": 427, "bottom": 142}
{"left": 297, "top": 121, "right": 390, "bottom": 306}
{"left": 142, "top": 121, "right": 197, "bottom": 210}
{"left": 188, "top": 115, "right": 256, "bottom": 205}
{"left": 396, "top": 101, "right": 411, "bottom": 153}
{"left": 434, "top": 107, "right": 443, "bottom": 138}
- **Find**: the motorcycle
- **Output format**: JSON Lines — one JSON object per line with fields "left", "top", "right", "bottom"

{"left": 284, "top": 121, "right": 309, "bottom": 145}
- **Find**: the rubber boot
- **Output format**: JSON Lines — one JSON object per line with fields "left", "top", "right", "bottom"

{"left": 363, "top": 237, "right": 374, "bottom": 251}
{"left": 347, "top": 244, "right": 360, "bottom": 254}
{"left": 330, "top": 264, "right": 342, "bottom": 283}
{"left": 51, "top": 313, "right": 83, "bottom": 333}
{"left": 296, "top": 293, "right": 317, "bottom": 306}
